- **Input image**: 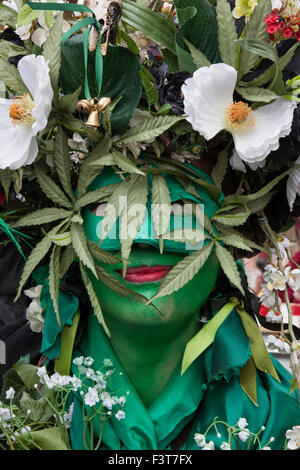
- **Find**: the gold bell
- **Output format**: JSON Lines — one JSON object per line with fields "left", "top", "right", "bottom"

{"left": 77, "top": 97, "right": 112, "bottom": 128}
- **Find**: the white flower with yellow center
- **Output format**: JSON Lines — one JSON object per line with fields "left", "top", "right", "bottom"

{"left": 182, "top": 63, "right": 296, "bottom": 165}
{"left": 0, "top": 54, "right": 53, "bottom": 170}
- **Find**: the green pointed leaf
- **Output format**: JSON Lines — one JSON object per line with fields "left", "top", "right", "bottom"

{"left": 77, "top": 134, "right": 112, "bottom": 199}
{"left": 87, "top": 239, "right": 121, "bottom": 265}
{"left": 237, "top": 38, "right": 278, "bottom": 64}
{"left": 116, "top": 115, "right": 185, "bottom": 145}
{"left": 49, "top": 245, "right": 62, "bottom": 328}
{"left": 139, "top": 66, "right": 159, "bottom": 108}
{"left": 151, "top": 174, "right": 172, "bottom": 237}
{"left": 0, "top": 40, "right": 27, "bottom": 58}
{"left": 238, "top": 0, "right": 272, "bottom": 79}
{"left": 215, "top": 242, "right": 244, "bottom": 294}
{"left": 60, "top": 244, "right": 76, "bottom": 279}
{"left": 14, "top": 208, "right": 72, "bottom": 228}
{"left": 211, "top": 208, "right": 250, "bottom": 227}
{"left": 216, "top": 0, "right": 238, "bottom": 67}
{"left": 111, "top": 150, "right": 145, "bottom": 175}
{"left": 35, "top": 166, "right": 72, "bottom": 209}
{"left": 148, "top": 241, "right": 214, "bottom": 302}
{"left": 0, "top": 2, "right": 17, "bottom": 28}
{"left": 220, "top": 233, "right": 253, "bottom": 252}
{"left": 211, "top": 149, "right": 228, "bottom": 190}
{"left": 49, "top": 231, "right": 71, "bottom": 246}
{"left": 122, "top": 0, "right": 176, "bottom": 54}
{"left": 74, "top": 183, "right": 118, "bottom": 210}
{"left": 15, "top": 234, "right": 52, "bottom": 299}
{"left": 17, "top": 4, "right": 39, "bottom": 26}
{"left": 43, "top": 13, "right": 63, "bottom": 92}
{"left": 236, "top": 86, "right": 279, "bottom": 103}
{"left": 184, "top": 39, "right": 211, "bottom": 68}
{"left": 80, "top": 263, "right": 110, "bottom": 336}
{"left": 0, "top": 56, "right": 28, "bottom": 94}
{"left": 120, "top": 175, "right": 148, "bottom": 273}
{"left": 71, "top": 222, "right": 97, "bottom": 278}
{"left": 54, "top": 126, "right": 74, "bottom": 201}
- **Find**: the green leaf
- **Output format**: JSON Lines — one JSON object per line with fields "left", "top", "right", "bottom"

{"left": 210, "top": 149, "right": 228, "bottom": 190}
{"left": 174, "top": 0, "right": 220, "bottom": 73}
{"left": 148, "top": 242, "right": 214, "bottom": 302}
{"left": 0, "top": 2, "right": 17, "bottom": 28}
{"left": 49, "top": 231, "right": 72, "bottom": 246}
{"left": 80, "top": 263, "right": 110, "bottom": 336}
{"left": 0, "top": 56, "right": 28, "bottom": 94}
{"left": 14, "top": 363, "right": 39, "bottom": 390}
{"left": 0, "top": 40, "right": 27, "bottom": 58}
{"left": 122, "top": 0, "right": 177, "bottom": 54}
{"left": 236, "top": 85, "right": 279, "bottom": 102}
{"left": 43, "top": 13, "right": 63, "bottom": 92}
{"left": 237, "top": 38, "right": 278, "bottom": 64}
{"left": 60, "top": 244, "right": 76, "bottom": 279}
{"left": 17, "top": 4, "right": 39, "bottom": 26}
{"left": 215, "top": 242, "right": 244, "bottom": 294}
{"left": 20, "top": 392, "right": 53, "bottom": 423}
{"left": 17, "top": 427, "right": 69, "bottom": 450}
{"left": 116, "top": 115, "right": 185, "bottom": 145}
{"left": 54, "top": 126, "right": 74, "bottom": 201}
{"left": 14, "top": 207, "right": 72, "bottom": 228}
{"left": 238, "top": 0, "right": 272, "bottom": 79}
{"left": 15, "top": 234, "right": 52, "bottom": 300}
{"left": 58, "top": 86, "right": 82, "bottom": 114}
{"left": 35, "top": 166, "right": 72, "bottom": 209}
{"left": 120, "top": 175, "right": 148, "bottom": 273}
{"left": 139, "top": 66, "right": 159, "bottom": 109}
{"left": 111, "top": 149, "right": 145, "bottom": 175}
{"left": 220, "top": 233, "right": 253, "bottom": 252}
{"left": 211, "top": 208, "right": 250, "bottom": 227}
{"left": 49, "top": 245, "right": 62, "bottom": 328}
{"left": 74, "top": 183, "right": 117, "bottom": 210}
{"left": 77, "top": 134, "right": 112, "bottom": 199}
{"left": 151, "top": 174, "right": 172, "bottom": 246}
{"left": 184, "top": 39, "right": 211, "bottom": 68}
{"left": 216, "top": 0, "right": 238, "bottom": 67}
{"left": 87, "top": 239, "right": 121, "bottom": 265}
{"left": 71, "top": 222, "right": 97, "bottom": 278}
{"left": 60, "top": 38, "right": 142, "bottom": 134}
{"left": 119, "top": 27, "right": 140, "bottom": 55}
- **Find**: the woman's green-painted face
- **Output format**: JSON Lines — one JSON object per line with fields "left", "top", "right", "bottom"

{"left": 83, "top": 167, "right": 220, "bottom": 331}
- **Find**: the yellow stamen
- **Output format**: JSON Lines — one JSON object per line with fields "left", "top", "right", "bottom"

{"left": 225, "top": 101, "right": 255, "bottom": 132}
{"left": 8, "top": 94, "right": 35, "bottom": 127}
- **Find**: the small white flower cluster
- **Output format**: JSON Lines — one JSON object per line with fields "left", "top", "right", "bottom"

{"left": 72, "top": 356, "right": 127, "bottom": 420}
{"left": 193, "top": 418, "right": 278, "bottom": 450}
{"left": 264, "top": 335, "right": 291, "bottom": 354}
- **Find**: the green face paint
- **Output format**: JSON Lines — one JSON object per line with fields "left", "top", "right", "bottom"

{"left": 82, "top": 165, "right": 220, "bottom": 406}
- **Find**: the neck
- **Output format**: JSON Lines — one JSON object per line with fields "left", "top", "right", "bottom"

{"left": 105, "top": 313, "right": 199, "bottom": 408}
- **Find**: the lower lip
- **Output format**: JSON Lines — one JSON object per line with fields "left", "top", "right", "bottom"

{"left": 118, "top": 265, "right": 173, "bottom": 283}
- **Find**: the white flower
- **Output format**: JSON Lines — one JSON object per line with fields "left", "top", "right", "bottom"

{"left": 286, "top": 266, "right": 300, "bottom": 290}
{"left": 259, "top": 283, "right": 280, "bottom": 308}
{"left": 5, "top": 387, "right": 15, "bottom": 400}
{"left": 15, "top": 24, "right": 32, "bottom": 40}
{"left": 0, "top": 55, "right": 53, "bottom": 170}
{"left": 182, "top": 64, "right": 296, "bottom": 165}
{"left": 84, "top": 387, "right": 100, "bottom": 407}
{"left": 272, "top": 0, "right": 283, "bottom": 8}
{"left": 60, "top": 402, "right": 74, "bottom": 429}
{"left": 286, "top": 156, "right": 300, "bottom": 211}
{"left": 286, "top": 425, "right": 300, "bottom": 449}
{"left": 115, "top": 410, "right": 125, "bottom": 421}
{"left": 262, "top": 264, "right": 288, "bottom": 291}
{"left": 103, "top": 358, "right": 114, "bottom": 367}
{"left": 264, "top": 334, "right": 290, "bottom": 354}
{"left": 266, "top": 309, "right": 283, "bottom": 323}
{"left": 194, "top": 433, "right": 206, "bottom": 447}
{"left": 202, "top": 440, "right": 215, "bottom": 450}
{"left": 70, "top": 376, "right": 82, "bottom": 390}
{"left": 3, "top": 0, "right": 18, "bottom": 11}
{"left": 271, "top": 235, "right": 291, "bottom": 259}
{"left": 73, "top": 356, "right": 84, "bottom": 366}
{"left": 273, "top": 0, "right": 300, "bottom": 14}
{"left": 24, "top": 284, "right": 43, "bottom": 300}
{"left": 26, "top": 299, "right": 44, "bottom": 333}
{"left": 237, "top": 418, "right": 250, "bottom": 442}
{"left": 36, "top": 366, "right": 47, "bottom": 378}
{"left": 83, "top": 356, "right": 94, "bottom": 367}
{"left": 220, "top": 441, "right": 231, "bottom": 450}
{"left": 100, "top": 391, "right": 114, "bottom": 410}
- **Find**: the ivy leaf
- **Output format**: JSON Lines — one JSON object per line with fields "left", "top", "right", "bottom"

{"left": 236, "top": 86, "right": 279, "bottom": 103}
{"left": 215, "top": 242, "right": 245, "bottom": 294}
{"left": 43, "top": 13, "right": 63, "bottom": 93}
{"left": 13, "top": 208, "right": 72, "bottom": 228}
{"left": 35, "top": 166, "right": 72, "bottom": 209}
{"left": 71, "top": 222, "right": 97, "bottom": 278}
{"left": 115, "top": 115, "right": 185, "bottom": 145}
{"left": 148, "top": 241, "right": 214, "bottom": 302}
{"left": 54, "top": 126, "right": 74, "bottom": 201}
{"left": 80, "top": 263, "right": 110, "bottom": 336}
{"left": 216, "top": 0, "right": 238, "bottom": 68}
{"left": 0, "top": 56, "right": 28, "bottom": 94}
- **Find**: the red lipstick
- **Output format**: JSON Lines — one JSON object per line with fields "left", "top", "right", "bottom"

{"left": 119, "top": 265, "right": 172, "bottom": 283}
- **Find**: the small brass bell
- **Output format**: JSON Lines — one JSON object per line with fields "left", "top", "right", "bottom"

{"left": 77, "top": 97, "right": 112, "bottom": 128}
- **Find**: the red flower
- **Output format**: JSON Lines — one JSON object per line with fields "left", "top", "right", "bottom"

{"left": 283, "top": 26, "right": 294, "bottom": 37}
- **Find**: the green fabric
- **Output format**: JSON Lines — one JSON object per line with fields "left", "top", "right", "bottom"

{"left": 68, "top": 311, "right": 300, "bottom": 451}
{"left": 33, "top": 266, "right": 79, "bottom": 361}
